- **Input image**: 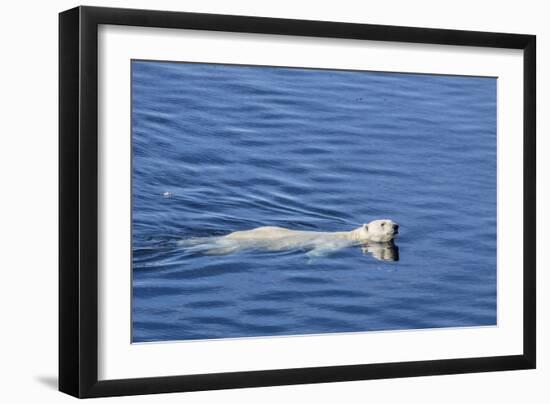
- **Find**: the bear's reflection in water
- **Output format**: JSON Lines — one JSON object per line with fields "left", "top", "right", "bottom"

{"left": 179, "top": 236, "right": 399, "bottom": 262}
{"left": 361, "top": 241, "right": 399, "bottom": 262}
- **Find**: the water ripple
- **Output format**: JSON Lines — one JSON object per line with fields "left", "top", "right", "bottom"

{"left": 132, "top": 61, "right": 497, "bottom": 342}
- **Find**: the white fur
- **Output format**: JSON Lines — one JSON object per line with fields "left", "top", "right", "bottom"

{"left": 179, "top": 219, "right": 399, "bottom": 260}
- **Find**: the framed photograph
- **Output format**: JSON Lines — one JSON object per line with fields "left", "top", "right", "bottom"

{"left": 59, "top": 6, "right": 536, "bottom": 398}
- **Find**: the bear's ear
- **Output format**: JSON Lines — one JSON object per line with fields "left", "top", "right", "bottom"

{"left": 363, "top": 223, "right": 368, "bottom": 232}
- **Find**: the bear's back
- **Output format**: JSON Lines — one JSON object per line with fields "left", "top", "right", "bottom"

{"left": 225, "top": 226, "right": 298, "bottom": 240}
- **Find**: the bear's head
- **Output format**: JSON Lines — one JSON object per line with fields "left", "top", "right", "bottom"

{"left": 358, "top": 219, "right": 399, "bottom": 242}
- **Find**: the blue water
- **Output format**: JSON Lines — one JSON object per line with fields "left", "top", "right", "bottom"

{"left": 132, "top": 60, "right": 496, "bottom": 343}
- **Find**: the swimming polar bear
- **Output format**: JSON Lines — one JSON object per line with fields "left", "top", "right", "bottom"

{"left": 179, "top": 219, "right": 399, "bottom": 260}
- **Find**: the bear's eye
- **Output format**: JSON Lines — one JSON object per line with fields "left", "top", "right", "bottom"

{"left": 381, "top": 223, "right": 385, "bottom": 227}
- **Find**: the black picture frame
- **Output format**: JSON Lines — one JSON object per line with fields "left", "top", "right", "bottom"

{"left": 59, "top": 5, "right": 536, "bottom": 398}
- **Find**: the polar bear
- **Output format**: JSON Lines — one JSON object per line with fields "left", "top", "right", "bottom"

{"left": 179, "top": 219, "right": 399, "bottom": 260}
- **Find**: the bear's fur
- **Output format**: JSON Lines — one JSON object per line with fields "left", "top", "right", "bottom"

{"left": 179, "top": 219, "right": 399, "bottom": 260}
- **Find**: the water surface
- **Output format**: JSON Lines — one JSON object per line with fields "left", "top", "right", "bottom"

{"left": 132, "top": 60, "right": 497, "bottom": 343}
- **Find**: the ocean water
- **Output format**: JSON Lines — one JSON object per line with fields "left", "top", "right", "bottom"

{"left": 131, "top": 60, "right": 497, "bottom": 343}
